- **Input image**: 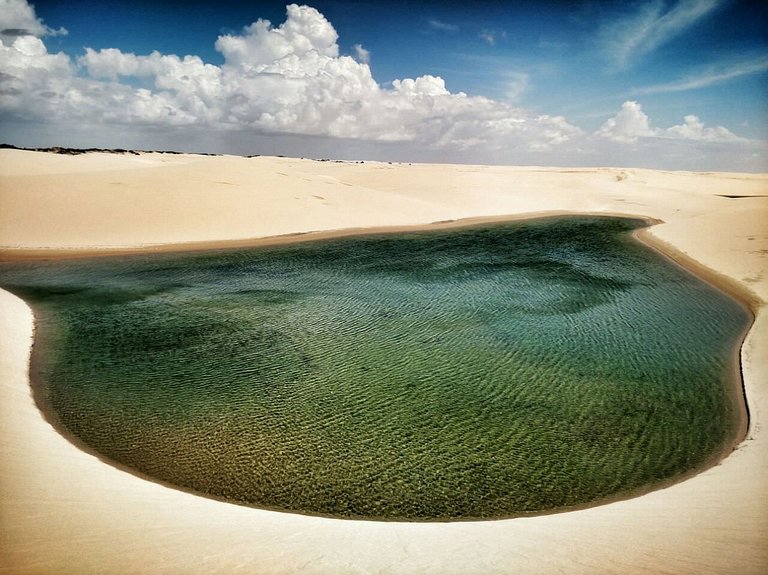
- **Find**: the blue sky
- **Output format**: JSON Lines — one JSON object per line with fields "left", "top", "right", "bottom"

{"left": 2, "top": 0, "right": 767, "bottom": 170}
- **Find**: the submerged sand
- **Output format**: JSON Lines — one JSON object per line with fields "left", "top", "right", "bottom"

{"left": 1, "top": 150, "right": 767, "bottom": 574}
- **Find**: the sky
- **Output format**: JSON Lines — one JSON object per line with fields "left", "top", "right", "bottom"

{"left": 1, "top": 0, "right": 766, "bottom": 171}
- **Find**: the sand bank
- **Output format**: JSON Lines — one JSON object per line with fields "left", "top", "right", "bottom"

{"left": 1, "top": 150, "right": 767, "bottom": 574}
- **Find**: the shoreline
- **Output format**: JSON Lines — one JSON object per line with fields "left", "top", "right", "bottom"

{"left": 2, "top": 151, "right": 766, "bottom": 574}
{"left": 0, "top": 210, "right": 628, "bottom": 260}
{"left": 634, "top": 226, "right": 759, "bottom": 445}
{"left": 11, "top": 213, "right": 752, "bottom": 524}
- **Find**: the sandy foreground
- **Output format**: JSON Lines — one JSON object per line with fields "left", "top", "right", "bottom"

{"left": 1, "top": 149, "right": 767, "bottom": 574}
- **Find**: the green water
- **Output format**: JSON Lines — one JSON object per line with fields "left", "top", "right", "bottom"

{"left": 0, "top": 216, "right": 750, "bottom": 520}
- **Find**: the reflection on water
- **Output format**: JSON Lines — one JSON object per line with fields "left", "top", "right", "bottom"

{"left": 0, "top": 216, "right": 750, "bottom": 520}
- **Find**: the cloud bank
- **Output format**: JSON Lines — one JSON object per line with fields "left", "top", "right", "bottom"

{"left": 597, "top": 100, "right": 742, "bottom": 143}
{"left": 0, "top": 0, "right": 764, "bottom": 171}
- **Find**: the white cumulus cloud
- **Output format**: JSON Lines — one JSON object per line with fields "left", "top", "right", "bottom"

{"left": 0, "top": 0, "right": 67, "bottom": 45}
{"left": 597, "top": 100, "right": 743, "bottom": 144}
{"left": 214, "top": 4, "right": 339, "bottom": 68}
{"left": 596, "top": 101, "right": 656, "bottom": 142}
{"left": 0, "top": 1, "right": 764, "bottom": 171}
{"left": 0, "top": 2, "right": 581, "bottom": 154}
{"left": 664, "top": 114, "right": 742, "bottom": 142}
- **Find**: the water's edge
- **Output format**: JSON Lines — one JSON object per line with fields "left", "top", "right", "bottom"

{"left": 9, "top": 213, "right": 757, "bottom": 523}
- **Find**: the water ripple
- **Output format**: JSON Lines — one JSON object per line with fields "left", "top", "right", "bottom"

{"left": 0, "top": 216, "right": 749, "bottom": 520}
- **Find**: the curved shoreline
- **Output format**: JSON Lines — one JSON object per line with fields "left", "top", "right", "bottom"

{"left": 8, "top": 213, "right": 756, "bottom": 524}
{"left": 634, "top": 226, "right": 757, "bottom": 443}
{"left": 1, "top": 152, "right": 766, "bottom": 574}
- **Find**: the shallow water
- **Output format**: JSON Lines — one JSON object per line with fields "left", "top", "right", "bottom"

{"left": 0, "top": 216, "right": 750, "bottom": 520}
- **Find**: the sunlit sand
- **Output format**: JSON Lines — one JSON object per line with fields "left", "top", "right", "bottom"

{"left": 1, "top": 149, "right": 766, "bottom": 574}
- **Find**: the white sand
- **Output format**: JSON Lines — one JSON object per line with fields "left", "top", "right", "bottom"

{"left": 1, "top": 149, "right": 767, "bottom": 574}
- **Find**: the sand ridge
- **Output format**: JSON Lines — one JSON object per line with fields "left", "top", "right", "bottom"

{"left": 1, "top": 150, "right": 767, "bottom": 574}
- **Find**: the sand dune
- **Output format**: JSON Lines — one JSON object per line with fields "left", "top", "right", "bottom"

{"left": 1, "top": 149, "right": 767, "bottom": 574}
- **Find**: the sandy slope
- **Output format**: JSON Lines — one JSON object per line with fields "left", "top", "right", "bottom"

{"left": 1, "top": 149, "right": 767, "bottom": 574}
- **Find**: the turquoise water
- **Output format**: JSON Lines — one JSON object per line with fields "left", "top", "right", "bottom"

{"left": 0, "top": 216, "right": 750, "bottom": 520}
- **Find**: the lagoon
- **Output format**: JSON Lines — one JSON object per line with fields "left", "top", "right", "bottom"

{"left": 0, "top": 216, "right": 750, "bottom": 520}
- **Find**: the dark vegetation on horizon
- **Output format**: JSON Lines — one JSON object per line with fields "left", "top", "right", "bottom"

{"left": 0, "top": 143, "right": 222, "bottom": 157}
{"left": 0, "top": 144, "right": 375, "bottom": 163}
